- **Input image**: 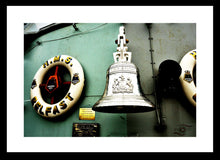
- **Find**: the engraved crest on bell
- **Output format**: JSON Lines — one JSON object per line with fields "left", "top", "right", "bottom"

{"left": 112, "top": 75, "right": 134, "bottom": 93}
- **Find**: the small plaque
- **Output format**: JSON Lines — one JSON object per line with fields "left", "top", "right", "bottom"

{"left": 72, "top": 123, "right": 99, "bottom": 137}
{"left": 79, "top": 108, "right": 95, "bottom": 120}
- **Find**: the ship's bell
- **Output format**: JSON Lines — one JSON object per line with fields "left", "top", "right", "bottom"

{"left": 92, "top": 26, "right": 155, "bottom": 113}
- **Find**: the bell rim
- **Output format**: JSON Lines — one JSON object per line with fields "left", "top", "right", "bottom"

{"left": 92, "top": 105, "right": 155, "bottom": 113}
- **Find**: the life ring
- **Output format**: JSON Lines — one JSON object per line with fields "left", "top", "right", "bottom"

{"left": 179, "top": 49, "right": 196, "bottom": 107}
{"left": 30, "top": 55, "right": 84, "bottom": 118}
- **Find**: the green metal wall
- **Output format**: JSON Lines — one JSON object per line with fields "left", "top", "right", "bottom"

{"left": 24, "top": 23, "right": 196, "bottom": 137}
{"left": 24, "top": 23, "right": 127, "bottom": 137}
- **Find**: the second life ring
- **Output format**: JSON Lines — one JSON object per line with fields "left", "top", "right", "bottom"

{"left": 30, "top": 55, "right": 84, "bottom": 118}
{"left": 179, "top": 49, "right": 196, "bottom": 107}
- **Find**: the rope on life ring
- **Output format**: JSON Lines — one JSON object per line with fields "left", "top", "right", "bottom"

{"left": 30, "top": 55, "right": 84, "bottom": 118}
{"left": 179, "top": 49, "right": 196, "bottom": 107}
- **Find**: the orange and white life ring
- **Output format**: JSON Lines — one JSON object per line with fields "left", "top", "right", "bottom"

{"left": 179, "top": 49, "right": 196, "bottom": 107}
{"left": 30, "top": 55, "right": 84, "bottom": 118}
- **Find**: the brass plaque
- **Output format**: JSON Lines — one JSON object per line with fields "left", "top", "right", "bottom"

{"left": 72, "top": 123, "right": 99, "bottom": 137}
{"left": 79, "top": 108, "right": 95, "bottom": 120}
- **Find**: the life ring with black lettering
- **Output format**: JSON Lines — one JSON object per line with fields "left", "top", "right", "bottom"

{"left": 179, "top": 49, "right": 196, "bottom": 107}
{"left": 30, "top": 55, "right": 84, "bottom": 118}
